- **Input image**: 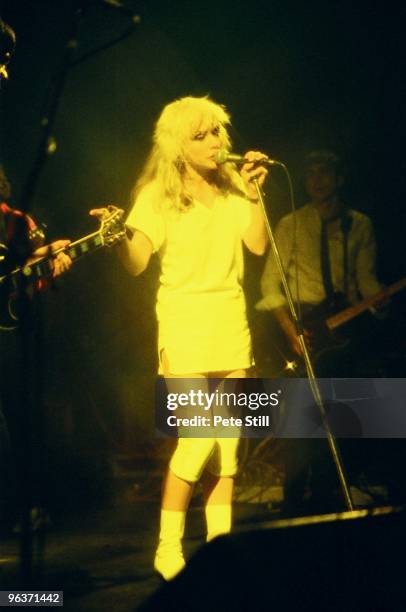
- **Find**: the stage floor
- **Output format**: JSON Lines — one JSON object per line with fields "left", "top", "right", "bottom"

{"left": 0, "top": 466, "right": 281, "bottom": 610}
{"left": 0, "top": 458, "right": 403, "bottom": 610}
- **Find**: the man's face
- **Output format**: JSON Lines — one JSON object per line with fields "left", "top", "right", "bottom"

{"left": 305, "top": 163, "right": 342, "bottom": 204}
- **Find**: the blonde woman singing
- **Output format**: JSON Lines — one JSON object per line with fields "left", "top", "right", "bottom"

{"left": 91, "top": 96, "right": 268, "bottom": 580}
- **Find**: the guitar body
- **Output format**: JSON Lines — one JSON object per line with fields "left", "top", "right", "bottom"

{"left": 254, "top": 281, "right": 406, "bottom": 378}
{"left": 0, "top": 245, "right": 20, "bottom": 331}
{"left": 253, "top": 302, "right": 351, "bottom": 378}
{"left": 299, "top": 294, "right": 351, "bottom": 356}
{"left": 0, "top": 279, "right": 19, "bottom": 331}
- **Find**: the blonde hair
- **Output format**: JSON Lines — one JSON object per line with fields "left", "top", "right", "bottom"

{"left": 134, "top": 96, "right": 245, "bottom": 211}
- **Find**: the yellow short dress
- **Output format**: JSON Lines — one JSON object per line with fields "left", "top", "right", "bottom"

{"left": 126, "top": 182, "right": 254, "bottom": 375}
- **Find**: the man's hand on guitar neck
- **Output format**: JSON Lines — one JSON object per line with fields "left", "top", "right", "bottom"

{"left": 273, "top": 306, "right": 313, "bottom": 356}
{"left": 27, "top": 240, "right": 72, "bottom": 278}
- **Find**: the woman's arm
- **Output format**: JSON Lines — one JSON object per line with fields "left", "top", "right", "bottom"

{"left": 242, "top": 199, "right": 268, "bottom": 255}
{"left": 116, "top": 229, "right": 153, "bottom": 276}
{"left": 89, "top": 208, "right": 153, "bottom": 276}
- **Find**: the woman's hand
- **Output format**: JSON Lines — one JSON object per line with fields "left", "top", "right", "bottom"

{"left": 240, "top": 151, "right": 269, "bottom": 201}
{"left": 89, "top": 204, "right": 123, "bottom": 222}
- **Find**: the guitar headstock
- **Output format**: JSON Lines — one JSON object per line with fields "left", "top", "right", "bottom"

{"left": 28, "top": 225, "right": 46, "bottom": 249}
{"left": 99, "top": 206, "right": 126, "bottom": 247}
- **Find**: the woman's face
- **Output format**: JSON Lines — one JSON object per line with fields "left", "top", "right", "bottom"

{"left": 182, "top": 124, "right": 222, "bottom": 175}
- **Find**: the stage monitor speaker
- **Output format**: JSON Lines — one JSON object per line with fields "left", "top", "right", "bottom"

{"left": 139, "top": 508, "right": 406, "bottom": 611}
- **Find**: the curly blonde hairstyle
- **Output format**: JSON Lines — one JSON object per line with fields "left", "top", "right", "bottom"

{"left": 133, "top": 96, "right": 245, "bottom": 211}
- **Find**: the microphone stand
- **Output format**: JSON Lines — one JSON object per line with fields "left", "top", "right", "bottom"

{"left": 253, "top": 176, "right": 354, "bottom": 511}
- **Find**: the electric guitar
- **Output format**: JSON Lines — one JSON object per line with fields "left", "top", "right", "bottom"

{"left": 300, "top": 279, "right": 406, "bottom": 359}
{"left": 259, "top": 279, "right": 406, "bottom": 377}
{"left": 0, "top": 207, "right": 125, "bottom": 331}
{"left": 325, "top": 278, "right": 406, "bottom": 332}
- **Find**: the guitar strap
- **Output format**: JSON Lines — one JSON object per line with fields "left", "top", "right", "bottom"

{"left": 320, "top": 218, "right": 334, "bottom": 305}
{"left": 320, "top": 209, "right": 353, "bottom": 307}
{"left": 340, "top": 210, "right": 352, "bottom": 299}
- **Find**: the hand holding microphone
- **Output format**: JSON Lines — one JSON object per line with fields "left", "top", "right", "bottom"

{"left": 216, "top": 149, "right": 272, "bottom": 201}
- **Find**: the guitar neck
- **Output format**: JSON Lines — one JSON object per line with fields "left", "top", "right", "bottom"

{"left": 17, "top": 230, "right": 103, "bottom": 281}
{"left": 326, "top": 278, "right": 406, "bottom": 331}
{"left": 62, "top": 230, "right": 103, "bottom": 262}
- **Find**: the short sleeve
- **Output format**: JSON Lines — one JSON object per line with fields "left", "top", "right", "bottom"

{"left": 125, "top": 184, "right": 166, "bottom": 253}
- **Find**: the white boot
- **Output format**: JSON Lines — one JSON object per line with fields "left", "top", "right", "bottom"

{"left": 154, "top": 509, "right": 186, "bottom": 580}
{"left": 205, "top": 504, "right": 232, "bottom": 542}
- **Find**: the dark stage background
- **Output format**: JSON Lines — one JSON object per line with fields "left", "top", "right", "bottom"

{"left": 1, "top": 0, "right": 405, "bottom": 505}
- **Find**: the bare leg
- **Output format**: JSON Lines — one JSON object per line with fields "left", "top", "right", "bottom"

{"left": 160, "top": 349, "right": 206, "bottom": 511}
{"left": 203, "top": 473, "right": 234, "bottom": 541}
{"left": 202, "top": 472, "right": 234, "bottom": 506}
{"left": 155, "top": 351, "right": 205, "bottom": 579}
{"left": 202, "top": 368, "right": 246, "bottom": 541}
{"left": 162, "top": 468, "right": 194, "bottom": 511}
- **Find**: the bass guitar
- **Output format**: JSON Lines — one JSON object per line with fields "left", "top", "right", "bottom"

{"left": 257, "top": 279, "right": 406, "bottom": 377}
{"left": 291, "top": 278, "right": 406, "bottom": 374}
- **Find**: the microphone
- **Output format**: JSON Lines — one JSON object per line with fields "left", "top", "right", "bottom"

{"left": 99, "top": 0, "right": 141, "bottom": 23}
{"left": 215, "top": 149, "right": 281, "bottom": 166}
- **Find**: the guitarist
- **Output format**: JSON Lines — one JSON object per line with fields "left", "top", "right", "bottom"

{"left": 0, "top": 166, "right": 72, "bottom": 280}
{"left": 0, "top": 164, "right": 72, "bottom": 532}
{"left": 255, "top": 150, "right": 388, "bottom": 515}
{"left": 256, "top": 149, "right": 384, "bottom": 371}
{"left": 0, "top": 22, "right": 72, "bottom": 291}
{"left": 0, "top": 18, "right": 74, "bottom": 534}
